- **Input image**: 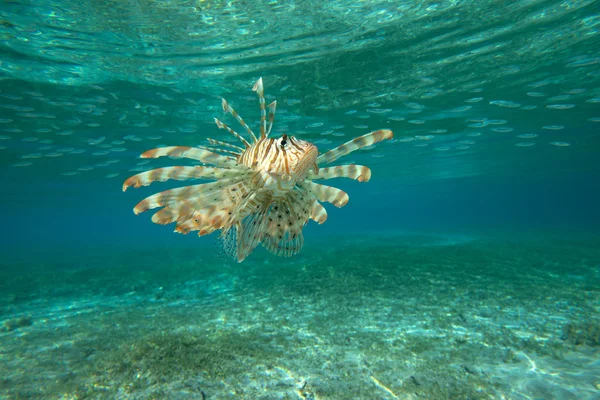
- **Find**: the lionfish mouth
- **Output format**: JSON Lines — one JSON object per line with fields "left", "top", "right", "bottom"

{"left": 123, "top": 78, "right": 393, "bottom": 262}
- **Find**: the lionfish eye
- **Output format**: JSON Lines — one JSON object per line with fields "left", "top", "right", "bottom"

{"left": 280, "top": 134, "right": 288, "bottom": 147}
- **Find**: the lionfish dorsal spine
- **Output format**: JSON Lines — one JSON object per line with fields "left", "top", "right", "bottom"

{"left": 206, "top": 138, "right": 245, "bottom": 153}
{"left": 266, "top": 100, "right": 277, "bottom": 137}
{"left": 221, "top": 97, "right": 258, "bottom": 143}
{"left": 252, "top": 77, "right": 268, "bottom": 139}
{"left": 214, "top": 118, "right": 250, "bottom": 148}
{"left": 197, "top": 145, "right": 241, "bottom": 158}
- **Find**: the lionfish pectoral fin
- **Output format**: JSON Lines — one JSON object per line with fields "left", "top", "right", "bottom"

{"left": 310, "top": 200, "right": 328, "bottom": 224}
{"left": 312, "top": 162, "right": 319, "bottom": 175}
{"left": 231, "top": 206, "right": 270, "bottom": 263}
{"left": 122, "top": 165, "right": 242, "bottom": 192}
{"left": 220, "top": 189, "right": 318, "bottom": 261}
{"left": 151, "top": 202, "right": 197, "bottom": 226}
{"left": 261, "top": 191, "right": 313, "bottom": 258}
{"left": 130, "top": 167, "right": 252, "bottom": 239}
{"left": 174, "top": 182, "right": 249, "bottom": 238}
{"left": 317, "top": 129, "right": 393, "bottom": 165}
{"left": 217, "top": 189, "right": 272, "bottom": 263}
{"left": 140, "top": 146, "right": 238, "bottom": 168}
{"left": 302, "top": 181, "right": 349, "bottom": 208}
{"left": 307, "top": 165, "right": 371, "bottom": 182}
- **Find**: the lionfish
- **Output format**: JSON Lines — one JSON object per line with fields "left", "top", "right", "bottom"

{"left": 123, "top": 78, "right": 393, "bottom": 262}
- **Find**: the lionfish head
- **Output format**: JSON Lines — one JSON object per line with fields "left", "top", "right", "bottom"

{"left": 258, "top": 133, "right": 318, "bottom": 180}
{"left": 272, "top": 133, "right": 319, "bottom": 179}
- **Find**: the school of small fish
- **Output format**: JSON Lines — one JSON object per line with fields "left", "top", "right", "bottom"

{"left": 2, "top": 70, "right": 599, "bottom": 174}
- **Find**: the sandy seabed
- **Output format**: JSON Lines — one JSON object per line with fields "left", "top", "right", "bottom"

{"left": 1, "top": 232, "right": 599, "bottom": 399}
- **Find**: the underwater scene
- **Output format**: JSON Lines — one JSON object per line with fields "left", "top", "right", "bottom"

{"left": 1, "top": 0, "right": 600, "bottom": 399}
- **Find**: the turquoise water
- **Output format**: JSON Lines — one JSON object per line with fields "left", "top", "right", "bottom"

{"left": 1, "top": 1, "right": 600, "bottom": 399}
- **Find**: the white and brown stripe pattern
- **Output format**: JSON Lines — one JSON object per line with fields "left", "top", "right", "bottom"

{"left": 221, "top": 98, "right": 258, "bottom": 143}
{"left": 308, "top": 165, "right": 371, "bottom": 182}
{"left": 252, "top": 77, "right": 268, "bottom": 138}
{"left": 123, "top": 77, "right": 393, "bottom": 262}
{"left": 309, "top": 199, "right": 328, "bottom": 224}
{"left": 132, "top": 178, "right": 241, "bottom": 215}
{"left": 266, "top": 100, "right": 277, "bottom": 136}
{"left": 206, "top": 138, "right": 245, "bottom": 153}
{"left": 240, "top": 136, "right": 318, "bottom": 180}
{"left": 317, "top": 129, "right": 393, "bottom": 165}
{"left": 213, "top": 118, "right": 250, "bottom": 148}
{"left": 123, "top": 166, "right": 247, "bottom": 192}
{"left": 302, "top": 181, "right": 349, "bottom": 208}
{"left": 140, "top": 146, "right": 238, "bottom": 167}
{"left": 197, "top": 145, "right": 241, "bottom": 158}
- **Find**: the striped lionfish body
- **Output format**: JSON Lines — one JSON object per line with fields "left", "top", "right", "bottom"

{"left": 123, "top": 78, "right": 393, "bottom": 262}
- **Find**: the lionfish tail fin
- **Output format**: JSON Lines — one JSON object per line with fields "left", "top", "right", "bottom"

{"left": 317, "top": 129, "right": 393, "bottom": 165}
